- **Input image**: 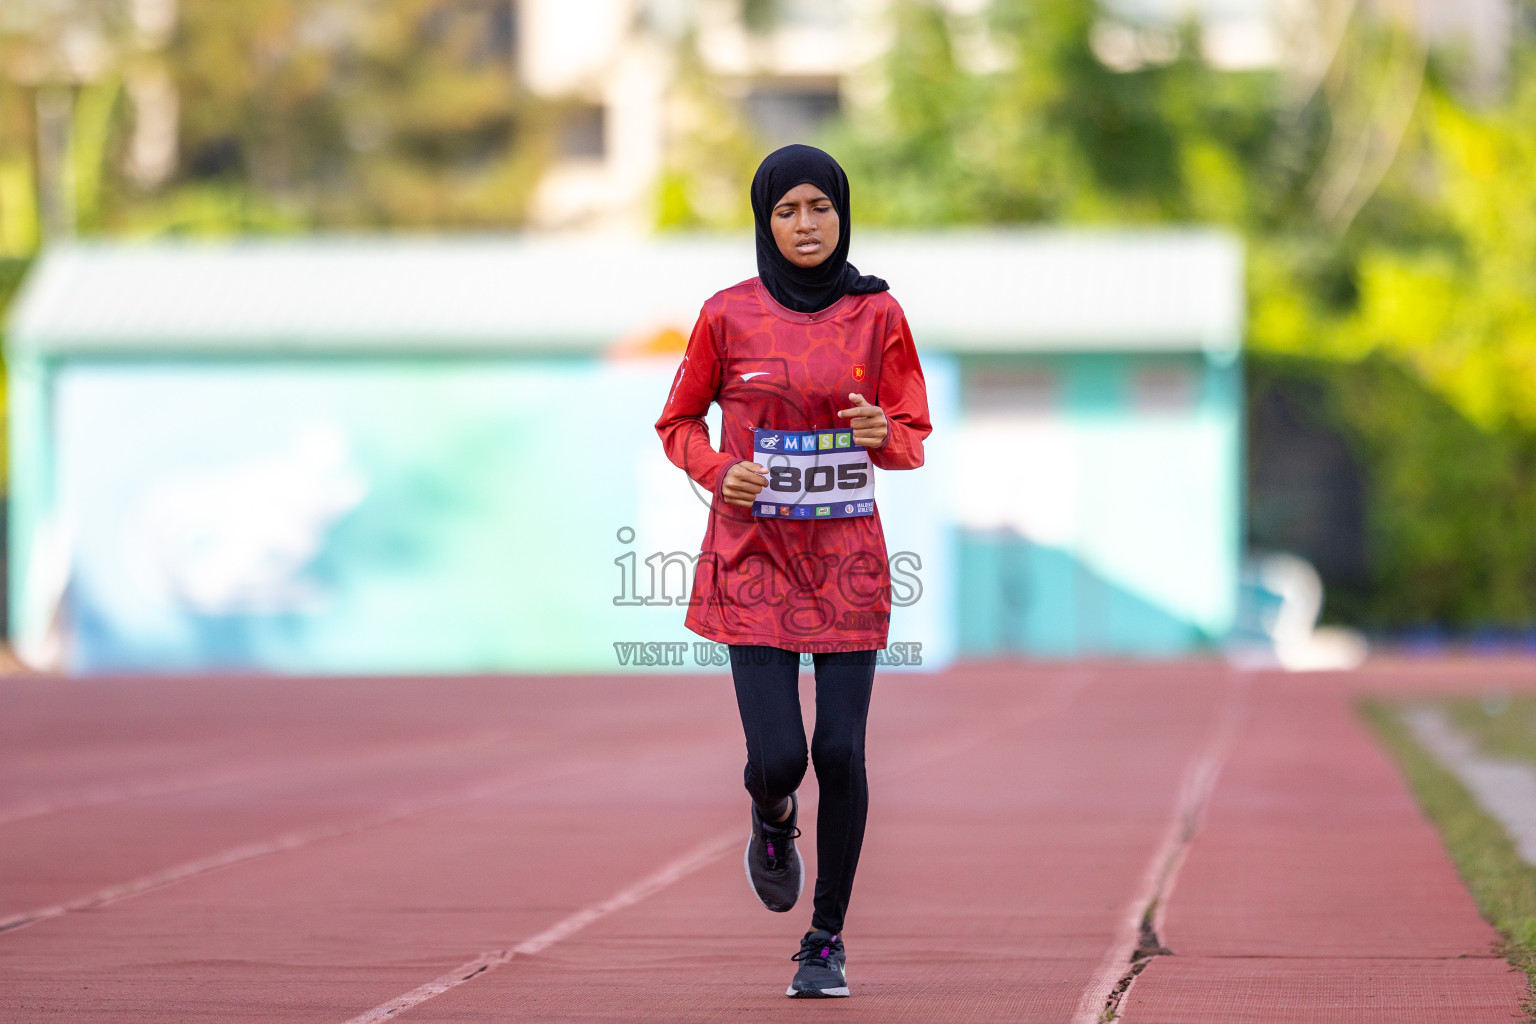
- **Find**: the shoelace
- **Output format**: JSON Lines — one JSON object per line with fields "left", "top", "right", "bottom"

{"left": 791, "top": 934, "right": 842, "bottom": 964}
{"left": 759, "top": 821, "right": 802, "bottom": 871}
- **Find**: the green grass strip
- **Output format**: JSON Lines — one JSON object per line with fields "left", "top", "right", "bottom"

{"left": 1446, "top": 696, "right": 1536, "bottom": 765}
{"left": 1360, "top": 699, "right": 1536, "bottom": 1023}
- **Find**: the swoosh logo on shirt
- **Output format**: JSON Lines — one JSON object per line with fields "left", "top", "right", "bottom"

{"left": 740, "top": 371, "right": 771, "bottom": 381}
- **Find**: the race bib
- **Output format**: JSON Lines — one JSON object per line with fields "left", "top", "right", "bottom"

{"left": 751, "top": 427, "right": 875, "bottom": 520}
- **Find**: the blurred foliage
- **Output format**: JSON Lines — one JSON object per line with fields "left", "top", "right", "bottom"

{"left": 833, "top": 2, "right": 1283, "bottom": 226}
{"left": 811, "top": 0, "right": 1536, "bottom": 629}
{"left": 1253, "top": 87, "right": 1536, "bottom": 433}
{"left": 1251, "top": 352, "right": 1536, "bottom": 629}
{"left": 166, "top": 0, "right": 548, "bottom": 230}
{"left": 0, "top": 0, "right": 549, "bottom": 239}
{"left": 0, "top": 260, "right": 29, "bottom": 338}
{"left": 654, "top": 35, "right": 764, "bottom": 231}
{"left": 0, "top": 258, "right": 26, "bottom": 495}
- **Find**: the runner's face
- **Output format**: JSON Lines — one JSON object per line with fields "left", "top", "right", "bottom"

{"left": 771, "top": 184, "right": 840, "bottom": 268}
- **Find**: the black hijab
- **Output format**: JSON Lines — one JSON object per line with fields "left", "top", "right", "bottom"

{"left": 750, "top": 144, "right": 888, "bottom": 314}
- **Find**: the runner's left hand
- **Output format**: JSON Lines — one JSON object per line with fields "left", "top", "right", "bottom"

{"left": 837, "top": 393, "right": 887, "bottom": 448}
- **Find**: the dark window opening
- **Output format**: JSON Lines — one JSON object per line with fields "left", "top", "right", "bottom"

{"left": 186, "top": 136, "right": 244, "bottom": 180}
{"left": 742, "top": 83, "right": 840, "bottom": 149}
{"left": 560, "top": 104, "right": 605, "bottom": 160}
{"left": 1247, "top": 380, "right": 1369, "bottom": 594}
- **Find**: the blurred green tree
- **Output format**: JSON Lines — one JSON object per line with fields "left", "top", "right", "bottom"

{"left": 836, "top": 0, "right": 1283, "bottom": 226}
{"left": 0, "top": 0, "right": 554, "bottom": 240}
{"left": 147, "top": 0, "right": 548, "bottom": 232}
{"left": 813, "top": 0, "right": 1536, "bottom": 631}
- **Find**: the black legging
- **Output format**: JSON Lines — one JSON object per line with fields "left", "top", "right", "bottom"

{"left": 729, "top": 645, "right": 877, "bottom": 935}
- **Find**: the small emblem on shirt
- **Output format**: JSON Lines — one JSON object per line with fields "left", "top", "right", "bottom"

{"left": 852, "top": 364, "right": 866, "bottom": 381}
{"left": 740, "top": 371, "right": 771, "bottom": 381}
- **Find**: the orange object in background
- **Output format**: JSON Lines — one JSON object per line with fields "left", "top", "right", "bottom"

{"left": 609, "top": 326, "right": 688, "bottom": 360}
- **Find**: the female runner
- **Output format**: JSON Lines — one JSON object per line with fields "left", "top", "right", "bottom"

{"left": 655, "top": 144, "right": 930, "bottom": 998}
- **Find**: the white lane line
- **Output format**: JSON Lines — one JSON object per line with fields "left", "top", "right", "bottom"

{"left": 1069, "top": 674, "right": 1248, "bottom": 1024}
{"left": 0, "top": 762, "right": 590, "bottom": 936}
{"left": 0, "top": 729, "right": 517, "bottom": 828}
{"left": 0, "top": 769, "right": 283, "bottom": 827}
{"left": 341, "top": 829, "right": 740, "bottom": 1024}
{"left": 338, "top": 669, "right": 1094, "bottom": 1023}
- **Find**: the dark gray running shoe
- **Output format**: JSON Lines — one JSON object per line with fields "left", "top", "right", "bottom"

{"left": 744, "top": 793, "right": 803, "bottom": 912}
{"left": 787, "top": 928, "right": 849, "bottom": 997}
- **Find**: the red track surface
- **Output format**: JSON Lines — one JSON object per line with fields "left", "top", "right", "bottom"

{"left": 1, "top": 661, "right": 1531, "bottom": 1022}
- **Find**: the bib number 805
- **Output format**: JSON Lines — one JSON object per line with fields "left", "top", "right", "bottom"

{"left": 768, "top": 463, "right": 869, "bottom": 493}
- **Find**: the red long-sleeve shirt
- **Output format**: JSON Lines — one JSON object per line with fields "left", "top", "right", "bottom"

{"left": 655, "top": 278, "right": 931, "bottom": 652}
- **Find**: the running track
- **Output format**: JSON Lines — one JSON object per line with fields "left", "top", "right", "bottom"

{"left": 2, "top": 661, "right": 1532, "bottom": 1022}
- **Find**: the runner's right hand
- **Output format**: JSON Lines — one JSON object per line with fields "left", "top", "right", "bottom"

{"left": 722, "top": 461, "right": 768, "bottom": 508}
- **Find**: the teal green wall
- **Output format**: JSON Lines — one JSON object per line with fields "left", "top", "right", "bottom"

{"left": 10, "top": 356, "right": 960, "bottom": 674}
{"left": 955, "top": 352, "right": 1242, "bottom": 658}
